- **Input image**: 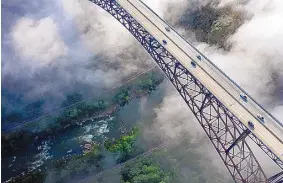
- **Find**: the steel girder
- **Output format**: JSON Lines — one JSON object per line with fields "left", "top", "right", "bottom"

{"left": 88, "top": 0, "right": 282, "bottom": 182}
{"left": 268, "top": 171, "right": 283, "bottom": 183}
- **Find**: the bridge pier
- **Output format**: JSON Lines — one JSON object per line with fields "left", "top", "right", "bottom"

{"left": 225, "top": 129, "right": 251, "bottom": 154}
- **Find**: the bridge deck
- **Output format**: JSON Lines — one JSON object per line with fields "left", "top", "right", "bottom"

{"left": 116, "top": 0, "right": 283, "bottom": 161}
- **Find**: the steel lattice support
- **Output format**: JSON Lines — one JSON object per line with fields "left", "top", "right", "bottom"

{"left": 229, "top": 111, "right": 283, "bottom": 170}
{"left": 88, "top": 0, "right": 282, "bottom": 182}
{"left": 268, "top": 171, "right": 283, "bottom": 183}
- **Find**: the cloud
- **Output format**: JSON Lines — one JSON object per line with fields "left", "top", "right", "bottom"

{"left": 1, "top": 0, "right": 156, "bottom": 112}
{"left": 11, "top": 17, "right": 68, "bottom": 66}
{"left": 272, "top": 105, "right": 283, "bottom": 123}
{"left": 193, "top": 0, "right": 283, "bottom": 112}
{"left": 60, "top": 0, "right": 136, "bottom": 54}
{"left": 138, "top": 81, "right": 232, "bottom": 180}
{"left": 141, "top": 81, "right": 205, "bottom": 147}
{"left": 142, "top": 0, "right": 188, "bottom": 18}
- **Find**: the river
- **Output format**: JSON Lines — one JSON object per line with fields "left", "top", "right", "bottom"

{"left": 2, "top": 80, "right": 232, "bottom": 183}
{"left": 2, "top": 78, "right": 166, "bottom": 182}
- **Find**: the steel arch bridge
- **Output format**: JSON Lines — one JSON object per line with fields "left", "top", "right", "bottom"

{"left": 87, "top": 0, "right": 283, "bottom": 182}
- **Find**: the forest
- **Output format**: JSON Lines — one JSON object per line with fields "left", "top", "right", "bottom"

{"left": 3, "top": 71, "right": 169, "bottom": 183}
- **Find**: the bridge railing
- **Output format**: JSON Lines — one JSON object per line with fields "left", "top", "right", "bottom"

{"left": 137, "top": 0, "right": 283, "bottom": 128}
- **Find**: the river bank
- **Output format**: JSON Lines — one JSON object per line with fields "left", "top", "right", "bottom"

{"left": 2, "top": 71, "right": 164, "bottom": 182}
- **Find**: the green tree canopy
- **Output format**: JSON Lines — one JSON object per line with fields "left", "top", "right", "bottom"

{"left": 104, "top": 127, "right": 138, "bottom": 155}
{"left": 113, "top": 87, "right": 131, "bottom": 106}
{"left": 121, "top": 159, "right": 173, "bottom": 183}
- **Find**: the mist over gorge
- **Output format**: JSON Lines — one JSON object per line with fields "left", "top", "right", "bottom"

{"left": 3, "top": 0, "right": 283, "bottom": 123}
{"left": 1, "top": 0, "right": 283, "bottom": 182}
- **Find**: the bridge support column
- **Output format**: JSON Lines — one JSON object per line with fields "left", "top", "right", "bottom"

{"left": 226, "top": 129, "right": 251, "bottom": 154}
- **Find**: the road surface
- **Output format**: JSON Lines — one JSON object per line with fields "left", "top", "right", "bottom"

{"left": 115, "top": 0, "right": 283, "bottom": 161}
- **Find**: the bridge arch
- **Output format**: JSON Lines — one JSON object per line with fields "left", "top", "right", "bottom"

{"left": 87, "top": 0, "right": 282, "bottom": 182}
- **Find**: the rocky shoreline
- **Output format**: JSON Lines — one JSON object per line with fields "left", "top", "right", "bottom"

{"left": 2, "top": 71, "right": 165, "bottom": 182}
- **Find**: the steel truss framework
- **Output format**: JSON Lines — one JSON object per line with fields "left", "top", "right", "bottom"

{"left": 89, "top": 0, "right": 283, "bottom": 182}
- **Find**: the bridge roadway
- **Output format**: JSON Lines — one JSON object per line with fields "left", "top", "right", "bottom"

{"left": 114, "top": 0, "right": 283, "bottom": 161}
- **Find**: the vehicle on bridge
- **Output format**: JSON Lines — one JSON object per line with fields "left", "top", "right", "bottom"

{"left": 162, "top": 39, "right": 167, "bottom": 45}
{"left": 191, "top": 61, "right": 197, "bottom": 67}
{"left": 257, "top": 114, "right": 265, "bottom": 123}
{"left": 197, "top": 55, "right": 202, "bottom": 61}
{"left": 165, "top": 26, "right": 170, "bottom": 32}
{"left": 248, "top": 121, "right": 255, "bottom": 130}
{"left": 240, "top": 93, "right": 248, "bottom": 102}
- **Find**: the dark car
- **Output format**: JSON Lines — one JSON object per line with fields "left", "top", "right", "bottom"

{"left": 257, "top": 114, "right": 265, "bottom": 123}
{"left": 162, "top": 40, "right": 167, "bottom": 45}
{"left": 248, "top": 121, "right": 254, "bottom": 130}
{"left": 191, "top": 61, "right": 197, "bottom": 67}
{"left": 240, "top": 93, "right": 248, "bottom": 102}
{"left": 165, "top": 26, "right": 170, "bottom": 32}
{"left": 197, "top": 55, "right": 202, "bottom": 61}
